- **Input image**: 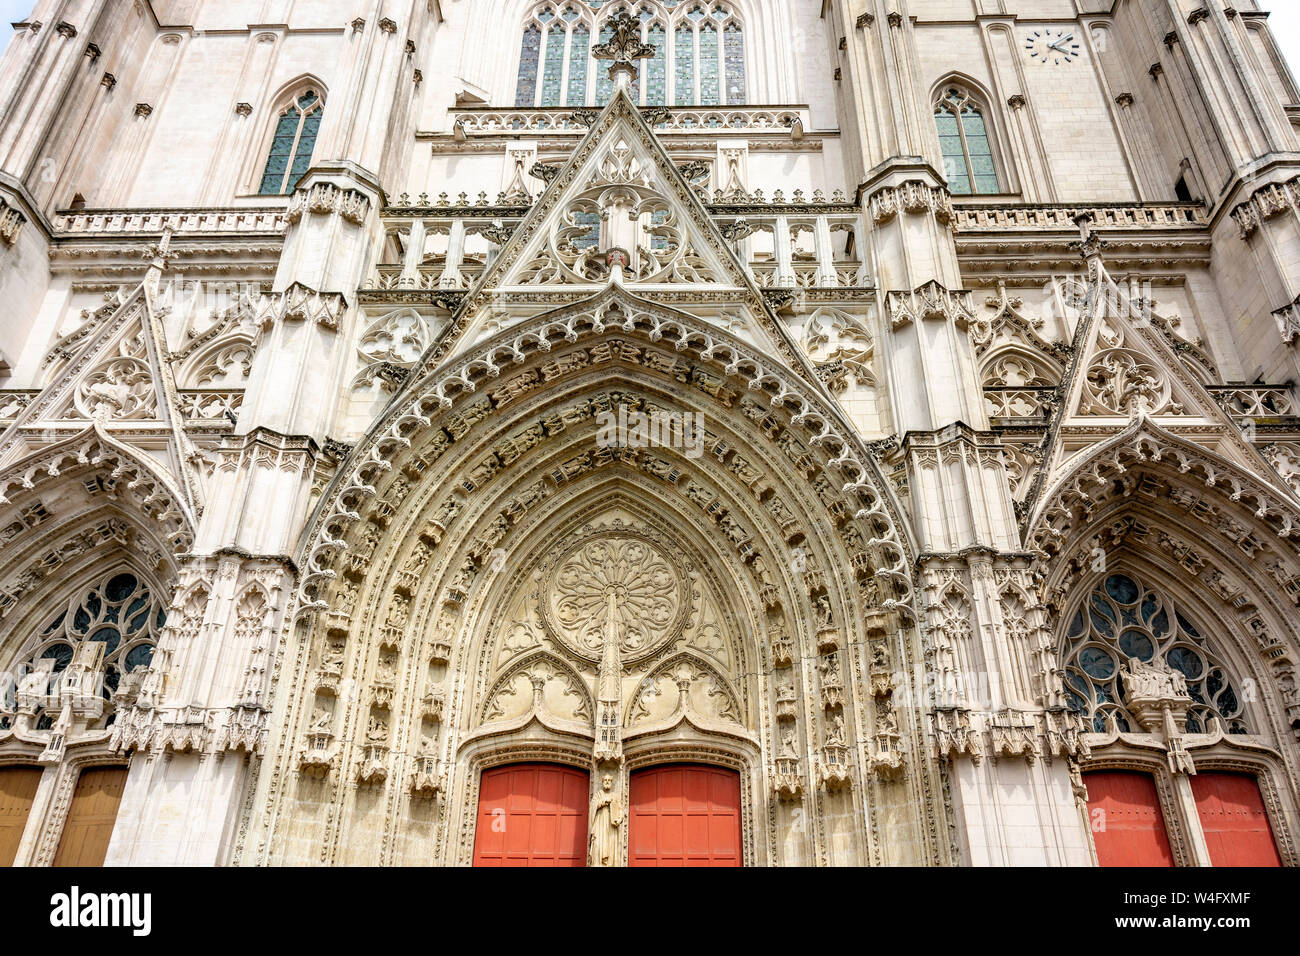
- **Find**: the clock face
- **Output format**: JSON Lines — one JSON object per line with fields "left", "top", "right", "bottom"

{"left": 1025, "top": 28, "right": 1081, "bottom": 65}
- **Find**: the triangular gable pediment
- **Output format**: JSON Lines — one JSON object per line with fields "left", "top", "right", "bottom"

{"left": 0, "top": 281, "right": 198, "bottom": 510}
{"left": 481, "top": 90, "right": 753, "bottom": 293}
{"left": 1037, "top": 255, "right": 1284, "bottom": 494}
{"left": 440, "top": 89, "right": 811, "bottom": 373}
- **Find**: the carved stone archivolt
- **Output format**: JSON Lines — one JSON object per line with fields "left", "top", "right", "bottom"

{"left": 248, "top": 290, "right": 941, "bottom": 866}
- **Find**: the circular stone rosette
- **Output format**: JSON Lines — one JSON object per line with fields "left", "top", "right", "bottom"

{"left": 542, "top": 533, "right": 692, "bottom": 664}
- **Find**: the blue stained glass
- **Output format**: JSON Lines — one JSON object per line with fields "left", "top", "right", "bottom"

{"left": 699, "top": 23, "right": 719, "bottom": 105}
{"left": 646, "top": 24, "right": 666, "bottom": 105}
{"left": 1079, "top": 647, "right": 1115, "bottom": 680}
{"left": 1166, "top": 646, "right": 1204, "bottom": 680}
{"left": 723, "top": 23, "right": 744, "bottom": 105}
{"left": 1105, "top": 574, "right": 1139, "bottom": 604}
{"left": 1149, "top": 608, "right": 1170, "bottom": 637}
{"left": 516, "top": 25, "right": 542, "bottom": 106}
{"left": 596, "top": 24, "right": 615, "bottom": 104}
{"left": 573, "top": 211, "right": 601, "bottom": 249}
{"left": 124, "top": 644, "right": 154, "bottom": 672}
{"left": 1119, "top": 628, "right": 1154, "bottom": 661}
{"left": 568, "top": 26, "right": 590, "bottom": 104}
{"left": 1067, "top": 609, "right": 1086, "bottom": 640}
{"left": 1216, "top": 686, "right": 1238, "bottom": 717}
{"left": 260, "top": 93, "right": 323, "bottom": 195}
{"left": 674, "top": 25, "right": 694, "bottom": 105}
{"left": 90, "top": 626, "right": 121, "bottom": 655}
{"left": 42, "top": 643, "right": 74, "bottom": 672}
{"left": 542, "top": 24, "right": 566, "bottom": 105}
{"left": 106, "top": 573, "right": 138, "bottom": 603}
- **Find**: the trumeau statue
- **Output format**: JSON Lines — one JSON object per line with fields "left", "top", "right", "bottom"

{"left": 589, "top": 773, "right": 623, "bottom": 867}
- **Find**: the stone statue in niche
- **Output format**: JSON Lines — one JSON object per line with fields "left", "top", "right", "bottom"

{"left": 780, "top": 725, "right": 798, "bottom": 757}
{"left": 825, "top": 710, "right": 846, "bottom": 746}
{"left": 813, "top": 594, "right": 834, "bottom": 629}
{"left": 877, "top": 695, "right": 898, "bottom": 734}
{"left": 310, "top": 706, "right": 332, "bottom": 731}
{"left": 588, "top": 773, "right": 624, "bottom": 867}
{"left": 321, "top": 640, "right": 345, "bottom": 671}
{"left": 366, "top": 714, "right": 388, "bottom": 743}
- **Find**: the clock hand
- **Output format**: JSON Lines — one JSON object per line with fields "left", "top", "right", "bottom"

{"left": 1048, "top": 34, "right": 1075, "bottom": 52}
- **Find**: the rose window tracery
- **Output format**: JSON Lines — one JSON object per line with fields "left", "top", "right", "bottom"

{"left": 2, "top": 572, "right": 164, "bottom": 730}
{"left": 1061, "top": 573, "right": 1247, "bottom": 734}
{"left": 543, "top": 534, "right": 689, "bottom": 661}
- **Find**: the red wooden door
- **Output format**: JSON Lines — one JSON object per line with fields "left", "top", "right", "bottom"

{"left": 1084, "top": 771, "right": 1175, "bottom": 867}
{"left": 472, "top": 764, "right": 589, "bottom": 867}
{"left": 1192, "top": 772, "right": 1282, "bottom": 867}
{"left": 629, "top": 764, "right": 741, "bottom": 867}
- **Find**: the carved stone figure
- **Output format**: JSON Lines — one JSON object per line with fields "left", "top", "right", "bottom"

{"left": 588, "top": 773, "right": 623, "bottom": 867}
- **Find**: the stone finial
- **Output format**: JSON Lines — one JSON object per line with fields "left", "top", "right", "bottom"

{"left": 592, "top": 11, "right": 655, "bottom": 90}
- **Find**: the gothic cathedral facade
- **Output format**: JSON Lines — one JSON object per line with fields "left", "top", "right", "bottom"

{"left": 0, "top": 0, "right": 1298, "bottom": 868}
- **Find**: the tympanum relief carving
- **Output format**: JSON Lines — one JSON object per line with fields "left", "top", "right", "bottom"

{"left": 476, "top": 518, "right": 747, "bottom": 753}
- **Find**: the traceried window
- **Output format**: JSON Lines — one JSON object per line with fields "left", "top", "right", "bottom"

{"left": 1, "top": 572, "right": 164, "bottom": 731}
{"left": 933, "top": 86, "right": 998, "bottom": 195}
{"left": 259, "top": 90, "right": 324, "bottom": 196}
{"left": 514, "top": 1, "right": 745, "bottom": 108}
{"left": 1061, "top": 573, "right": 1248, "bottom": 735}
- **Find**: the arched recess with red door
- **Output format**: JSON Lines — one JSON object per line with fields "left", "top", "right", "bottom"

{"left": 627, "top": 763, "right": 744, "bottom": 867}
{"left": 1191, "top": 769, "right": 1283, "bottom": 867}
{"left": 471, "top": 762, "right": 590, "bottom": 866}
{"left": 1083, "top": 769, "right": 1176, "bottom": 867}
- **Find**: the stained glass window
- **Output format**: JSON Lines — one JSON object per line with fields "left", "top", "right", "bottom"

{"left": 542, "top": 23, "right": 567, "bottom": 105}
{"left": 573, "top": 210, "right": 601, "bottom": 249}
{"left": 674, "top": 22, "right": 695, "bottom": 105}
{"left": 518, "top": 2, "right": 743, "bottom": 107}
{"left": 596, "top": 21, "right": 616, "bottom": 104}
{"left": 568, "top": 25, "right": 590, "bottom": 104}
{"left": 645, "top": 23, "right": 667, "bottom": 105}
{"left": 699, "top": 23, "right": 720, "bottom": 105}
{"left": 933, "top": 87, "right": 999, "bottom": 196}
{"left": 259, "top": 91, "right": 323, "bottom": 195}
{"left": 723, "top": 23, "right": 744, "bottom": 105}
{"left": 4, "top": 572, "right": 166, "bottom": 728}
{"left": 516, "top": 24, "right": 543, "bottom": 105}
{"left": 1061, "top": 573, "right": 1249, "bottom": 735}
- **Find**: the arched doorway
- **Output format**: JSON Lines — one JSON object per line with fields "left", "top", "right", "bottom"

{"left": 1083, "top": 770, "right": 1174, "bottom": 867}
{"left": 0, "top": 767, "right": 42, "bottom": 867}
{"left": 1191, "top": 772, "right": 1282, "bottom": 867}
{"left": 628, "top": 764, "right": 742, "bottom": 867}
{"left": 471, "top": 764, "right": 589, "bottom": 866}
{"left": 52, "top": 766, "right": 129, "bottom": 867}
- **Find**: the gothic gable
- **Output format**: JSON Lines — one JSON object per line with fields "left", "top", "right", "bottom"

{"left": 439, "top": 88, "right": 807, "bottom": 370}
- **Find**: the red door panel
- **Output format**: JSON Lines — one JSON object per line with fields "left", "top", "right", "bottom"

{"left": 629, "top": 764, "right": 741, "bottom": 867}
{"left": 472, "top": 764, "right": 588, "bottom": 867}
{"left": 1085, "top": 771, "right": 1175, "bottom": 867}
{"left": 1192, "top": 772, "right": 1282, "bottom": 867}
